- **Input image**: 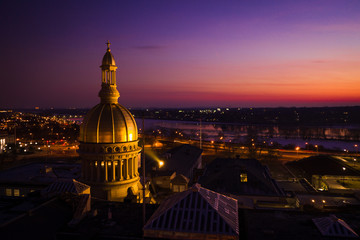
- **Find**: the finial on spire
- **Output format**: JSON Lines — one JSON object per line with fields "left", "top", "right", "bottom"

{"left": 106, "top": 40, "right": 111, "bottom": 51}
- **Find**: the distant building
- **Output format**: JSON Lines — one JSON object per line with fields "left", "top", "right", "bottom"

{"left": 151, "top": 170, "right": 176, "bottom": 190}
{"left": 0, "top": 163, "right": 80, "bottom": 198}
{"left": 199, "top": 158, "right": 283, "bottom": 196}
{"left": 287, "top": 155, "right": 360, "bottom": 193}
{"left": 150, "top": 171, "right": 189, "bottom": 203}
{"left": 144, "top": 183, "right": 239, "bottom": 240}
{"left": 163, "top": 144, "right": 202, "bottom": 181}
{"left": 0, "top": 134, "right": 15, "bottom": 153}
{"left": 198, "top": 158, "right": 287, "bottom": 209}
{"left": 78, "top": 42, "right": 141, "bottom": 201}
{"left": 170, "top": 174, "right": 189, "bottom": 193}
{"left": 0, "top": 136, "right": 5, "bottom": 153}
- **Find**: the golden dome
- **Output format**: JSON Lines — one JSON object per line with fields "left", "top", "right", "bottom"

{"left": 102, "top": 51, "right": 116, "bottom": 66}
{"left": 79, "top": 41, "right": 138, "bottom": 144}
{"left": 79, "top": 103, "right": 138, "bottom": 143}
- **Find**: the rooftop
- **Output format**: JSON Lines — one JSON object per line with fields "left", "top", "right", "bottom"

{"left": 198, "top": 158, "right": 284, "bottom": 196}
{"left": 0, "top": 162, "right": 81, "bottom": 185}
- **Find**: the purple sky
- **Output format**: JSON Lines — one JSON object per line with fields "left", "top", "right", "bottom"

{"left": 1, "top": 0, "right": 360, "bottom": 109}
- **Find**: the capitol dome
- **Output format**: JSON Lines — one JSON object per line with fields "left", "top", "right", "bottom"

{"left": 79, "top": 41, "right": 138, "bottom": 144}
{"left": 79, "top": 103, "right": 138, "bottom": 143}
{"left": 79, "top": 41, "right": 141, "bottom": 202}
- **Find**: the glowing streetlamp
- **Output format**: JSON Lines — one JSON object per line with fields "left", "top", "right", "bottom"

{"left": 159, "top": 160, "right": 164, "bottom": 168}
{"left": 315, "top": 145, "right": 318, "bottom": 154}
{"left": 342, "top": 167, "right": 346, "bottom": 185}
{"left": 295, "top": 146, "right": 300, "bottom": 156}
{"left": 355, "top": 144, "right": 358, "bottom": 156}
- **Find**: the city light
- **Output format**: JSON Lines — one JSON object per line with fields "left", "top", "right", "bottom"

{"left": 159, "top": 161, "right": 164, "bottom": 168}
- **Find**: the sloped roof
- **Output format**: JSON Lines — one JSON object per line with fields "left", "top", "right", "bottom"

{"left": 164, "top": 144, "right": 203, "bottom": 177}
{"left": 170, "top": 174, "right": 189, "bottom": 184}
{"left": 144, "top": 184, "right": 238, "bottom": 236}
{"left": 312, "top": 215, "right": 359, "bottom": 238}
{"left": 199, "top": 158, "right": 283, "bottom": 196}
{"left": 44, "top": 179, "right": 90, "bottom": 195}
{"left": 287, "top": 155, "right": 360, "bottom": 176}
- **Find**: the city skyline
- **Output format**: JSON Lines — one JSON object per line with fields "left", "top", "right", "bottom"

{"left": 1, "top": 0, "right": 360, "bottom": 109}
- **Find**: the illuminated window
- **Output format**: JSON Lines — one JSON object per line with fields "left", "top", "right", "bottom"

{"left": 129, "top": 134, "right": 133, "bottom": 141}
{"left": 5, "top": 188, "right": 12, "bottom": 196}
{"left": 14, "top": 189, "right": 20, "bottom": 197}
{"left": 240, "top": 173, "right": 248, "bottom": 182}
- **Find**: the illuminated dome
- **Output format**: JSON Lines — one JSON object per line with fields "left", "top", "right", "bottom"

{"left": 79, "top": 41, "right": 141, "bottom": 202}
{"left": 102, "top": 50, "right": 116, "bottom": 66}
{"left": 79, "top": 40, "right": 138, "bottom": 144}
{"left": 79, "top": 103, "right": 138, "bottom": 143}
{"left": 101, "top": 40, "right": 116, "bottom": 66}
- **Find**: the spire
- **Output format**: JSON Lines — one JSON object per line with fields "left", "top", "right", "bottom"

{"left": 106, "top": 40, "right": 111, "bottom": 51}
{"left": 99, "top": 42, "right": 120, "bottom": 103}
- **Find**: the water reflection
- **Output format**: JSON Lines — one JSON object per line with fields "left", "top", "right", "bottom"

{"left": 135, "top": 118, "right": 360, "bottom": 151}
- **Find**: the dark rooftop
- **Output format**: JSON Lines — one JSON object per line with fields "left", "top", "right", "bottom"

{"left": 0, "top": 162, "right": 81, "bottom": 185}
{"left": 163, "top": 144, "right": 202, "bottom": 178}
{"left": 198, "top": 158, "right": 284, "bottom": 196}
{"left": 144, "top": 184, "right": 239, "bottom": 237}
{"left": 287, "top": 155, "right": 360, "bottom": 178}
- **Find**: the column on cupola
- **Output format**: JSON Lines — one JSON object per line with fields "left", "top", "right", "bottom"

{"left": 104, "top": 161, "right": 108, "bottom": 182}
{"left": 132, "top": 157, "right": 136, "bottom": 177}
{"left": 112, "top": 161, "right": 116, "bottom": 181}
{"left": 119, "top": 160, "right": 123, "bottom": 180}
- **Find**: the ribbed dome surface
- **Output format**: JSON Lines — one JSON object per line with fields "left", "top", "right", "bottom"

{"left": 80, "top": 103, "right": 138, "bottom": 143}
{"left": 102, "top": 51, "right": 116, "bottom": 66}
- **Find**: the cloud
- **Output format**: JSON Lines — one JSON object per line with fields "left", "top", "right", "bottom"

{"left": 132, "top": 45, "right": 165, "bottom": 50}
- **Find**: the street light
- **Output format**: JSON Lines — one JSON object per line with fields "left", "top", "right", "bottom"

{"left": 355, "top": 144, "right": 358, "bottom": 156}
{"left": 315, "top": 145, "right": 318, "bottom": 154}
{"left": 342, "top": 167, "right": 346, "bottom": 185}
{"left": 159, "top": 161, "right": 164, "bottom": 168}
{"left": 295, "top": 146, "right": 300, "bottom": 156}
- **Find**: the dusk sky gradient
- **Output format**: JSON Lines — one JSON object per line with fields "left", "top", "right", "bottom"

{"left": 1, "top": 0, "right": 360, "bottom": 108}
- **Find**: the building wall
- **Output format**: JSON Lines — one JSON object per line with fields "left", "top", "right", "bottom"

{"left": 79, "top": 142, "right": 141, "bottom": 201}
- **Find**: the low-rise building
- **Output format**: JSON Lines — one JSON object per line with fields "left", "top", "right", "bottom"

{"left": 144, "top": 183, "right": 239, "bottom": 240}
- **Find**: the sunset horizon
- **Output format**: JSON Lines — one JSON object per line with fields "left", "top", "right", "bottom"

{"left": 1, "top": 0, "right": 360, "bottom": 109}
